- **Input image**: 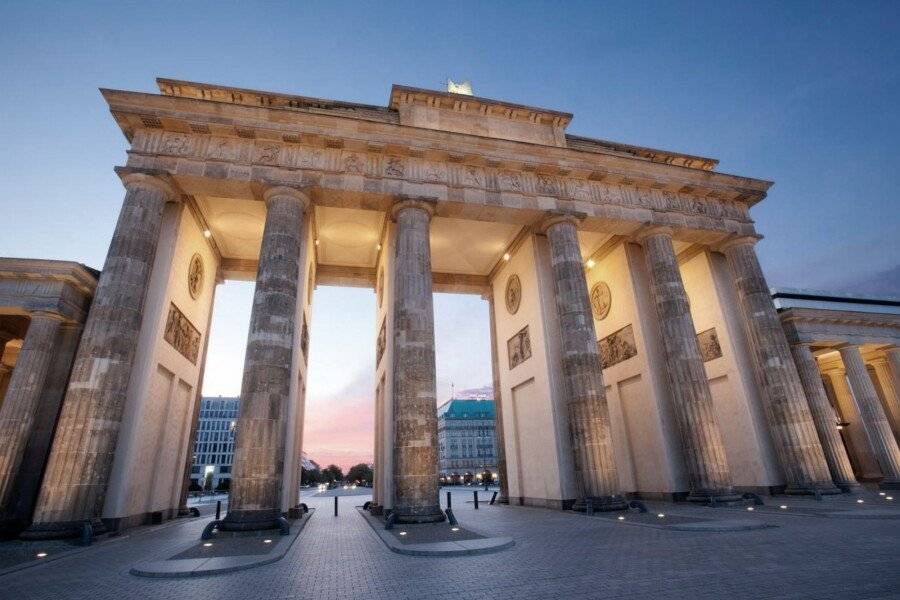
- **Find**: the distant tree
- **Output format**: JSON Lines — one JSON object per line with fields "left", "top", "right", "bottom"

{"left": 346, "top": 463, "right": 373, "bottom": 485}
{"left": 215, "top": 478, "right": 231, "bottom": 492}
{"left": 323, "top": 464, "right": 344, "bottom": 483}
{"left": 301, "top": 468, "right": 323, "bottom": 485}
{"left": 188, "top": 480, "right": 202, "bottom": 492}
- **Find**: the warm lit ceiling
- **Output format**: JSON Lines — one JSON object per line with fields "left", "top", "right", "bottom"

{"left": 197, "top": 199, "right": 673, "bottom": 280}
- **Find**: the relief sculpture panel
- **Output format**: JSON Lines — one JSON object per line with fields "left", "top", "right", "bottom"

{"left": 507, "top": 326, "right": 532, "bottom": 370}
{"left": 163, "top": 303, "right": 201, "bottom": 364}
{"left": 598, "top": 324, "right": 637, "bottom": 369}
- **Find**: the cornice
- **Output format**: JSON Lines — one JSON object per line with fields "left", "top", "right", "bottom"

{"left": 0, "top": 258, "right": 99, "bottom": 296}
{"left": 100, "top": 87, "right": 771, "bottom": 205}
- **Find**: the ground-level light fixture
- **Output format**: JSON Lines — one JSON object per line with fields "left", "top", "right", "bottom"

{"left": 746, "top": 506, "right": 754, "bottom": 511}
{"left": 879, "top": 492, "right": 886, "bottom": 496}
{"left": 399, "top": 531, "right": 407, "bottom": 536}
{"left": 36, "top": 552, "right": 47, "bottom": 558}
{"left": 886, "top": 496, "right": 894, "bottom": 501}
{"left": 856, "top": 499, "right": 864, "bottom": 504}
{"left": 657, "top": 513, "right": 665, "bottom": 518}
{"left": 779, "top": 505, "right": 788, "bottom": 510}
{"left": 451, "top": 527, "right": 460, "bottom": 532}
{"left": 263, "top": 539, "right": 272, "bottom": 544}
{"left": 617, "top": 516, "right": 625, "bottom": 521}
{"left": 203, "top": 542, "right": 213, "bottom": 547}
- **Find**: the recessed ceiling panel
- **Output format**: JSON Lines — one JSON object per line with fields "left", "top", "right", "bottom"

{"left": 197, "top": 196, "right": 266, "bottom": 260}
{"left": 430, "top": 217, "right": 521, "bottom": 275}
{"left": 315, "top": 206, "right": 384, "bottom": 268}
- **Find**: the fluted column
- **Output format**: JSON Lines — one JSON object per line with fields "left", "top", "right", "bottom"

{"left": 720, "top": 237, "right": 839, "bottom": 495}
{"left": 0, "top": 313, "right": 63, "bottom": 515}
{"left": 543, "top": 214, "right": 624, "bottom": 510}
{"left": 486, "top": 292, "right": 509, "bottom": 504}
{"left": 838, "top": 345, "right": 900, "bottom": 489}
{"left": 637, "top": 228, "right": 737, "bottom": 501}
{"left": 24, "top": 173, "right": 175, "bottom": 539}
{"left": 790, "top": 344, "right": 859, "bottom": 490}
{"left": 221, "top": 187, "right": 307, "bottom": 531}
{"left": 391, "top": 199, "right": 444, "bottom": 524}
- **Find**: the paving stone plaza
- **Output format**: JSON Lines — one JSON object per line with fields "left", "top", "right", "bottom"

{"left": 1, "top": 490, "right": 899, "bottom": 599}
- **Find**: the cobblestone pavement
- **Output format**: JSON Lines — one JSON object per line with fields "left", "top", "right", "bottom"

{"left": 1, "top": 491, "right": 899, "bottom": 600}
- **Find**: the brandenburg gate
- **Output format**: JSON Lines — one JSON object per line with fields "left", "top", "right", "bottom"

{"left": 1, "top": 78, "right": 898, "bottom": 538}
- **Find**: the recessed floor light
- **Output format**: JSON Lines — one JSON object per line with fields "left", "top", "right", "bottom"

{"left": 36, "top": 552, "right": 47, "bottom": 558}
{"left": 263, "top": 539, "right": 272, "bottom": 543}
{"left": 779, "top": 505, "right": 788, "bottom": 509}
{"left": 856, "top": 499, "right": 864, "bottom": 504}
{"left": 746, "top": 507, "right": 754, "bottom": 511}
{"left": 203, "top": 542, "right": 213, "bottom": 547}
{"left": 399, "top": 531, "right": 407, "bottom": 536}
{"left": 617, "top": 516, "right": 625, "bottom": 521}
{"left": 657, "top": 513, "right": 665, "bottom": 518}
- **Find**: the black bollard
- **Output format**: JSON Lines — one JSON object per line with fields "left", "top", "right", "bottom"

{"left": 473, "top": 491, "right": 479, "bottom": 509}
{"left": 446, "top": 490, "right": 452, "bottom": 509}
{"left": 215, "top": 500, "right": 222, "bottom": 520}
{"left": 334, "top": 496, "right": 339, "bottom": 516}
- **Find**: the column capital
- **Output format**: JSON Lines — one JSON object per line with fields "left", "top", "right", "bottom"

{"left": 538, "top": 210, "right": 585, "bottom": 234}
{"left": 715, "top": 234, "right": 763, "bottom": 253}
{"left": 633, "top": 224, "right": 675, "bottom": 244}
{"left": 262, "top": 185, "right": 310, "bottom": 209}
{"left": 391, "top": 197, "right": 435, "bottom": 221}
{"left": 114, "top": 167, "right": 179, "bottom": 200}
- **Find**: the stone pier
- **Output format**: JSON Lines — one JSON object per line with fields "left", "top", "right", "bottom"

{"left": 543, "top": 215, "right": 624, "bottom": 510}
{"left": 0, "top": 313, "right": 63, "bottom": 516}
{"left": 720, "top": 237, "right": 839, "bottom": 495}
{"left": 23, "top": 173, "right": 175, "bottom": 539}
{"left": 221, "top": 187, "right": 307, "bottom": 531}
{"left": 790, "top": 344, "right": 859, "bottom": 490}
{"left": 487, "top": 292, "right": 510, "bottom": 504}
{"left": 838, "top": 345, "right": 900, "bottom": 489}
{"left": 390, "top": 199, "right": 444, "bottom": 524}
{"left": 637, "top": 228, "right": 738, "bottom": 501}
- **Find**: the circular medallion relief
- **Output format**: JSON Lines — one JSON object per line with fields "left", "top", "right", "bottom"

{"left": 589, "top": 281, "right": 611, "bottom": 321}
{"left": 188, "top": 253, "right": 204, "bottom": 300}
{"left": 505, "top": 275, "right": 522, "bottom": 315}
{"left": 376, "top": 268, "right": 384, "bottom": 308}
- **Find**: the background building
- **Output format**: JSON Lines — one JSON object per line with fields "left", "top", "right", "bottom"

{"left": 437, "top": 395, "right": 497, "bottom": 483}
{"left": 190, "top": 396, "right": 239, "bottom": 491}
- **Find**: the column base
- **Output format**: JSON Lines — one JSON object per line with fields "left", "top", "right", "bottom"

{"left": 218, "top": 509, "right": 282, "bottom": 532}
{"left": 572, "top": 495, "right": 629, "bottom": 512}
{"left": 392, "top": 505, "right": 446, "bottom": 524}
{"left": 784, "top": 483, "right": 843, "bottom": 496}
{"left": 686, "top": 489, "right": 744, "bottom": 504}
{"left": 878, "top": 477, "right": 900, "bottom": 491}
{"left": 20, "top": 518, "right": 107, "bottom": 541}
{"left": 834, "top": 481, "right": 863, "bottom": 493}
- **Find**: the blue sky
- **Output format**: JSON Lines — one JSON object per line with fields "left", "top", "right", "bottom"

{"left": 1, "top": 1, "right": 898, "bottom": 466}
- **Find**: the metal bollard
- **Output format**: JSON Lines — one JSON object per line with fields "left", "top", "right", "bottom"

{"left": 490, "top": 491, "right": 498, "bottom": 505}
{"left": 586, "top": 499, "right": 594, "bottom": 516}
{"left": 215, "top": 500, "right": 222, "bottom": 520}
{"left": 334, "top": 496, "right": 339, "bottom": 516}
{"left": 446, "top": 490, "right": 452, "bottom": 509}
{"left": 473, "top": 491, "right": 479, "bottom": 509}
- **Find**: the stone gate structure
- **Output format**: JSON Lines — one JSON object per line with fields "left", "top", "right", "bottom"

{"left": 1, "top": 79, "right": 898, "bottom": 537}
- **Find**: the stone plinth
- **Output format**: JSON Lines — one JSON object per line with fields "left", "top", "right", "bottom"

{"left": 390, "top": 200, "right": 444, "bottom": 524}
{"left": 720, "top": 238, "right": 839, "bottom": 495}
{"left": 638, "top": 228, "right": 737, "bottom": 501}
{"left": 221, "top": 187, "right": 307, "bottom": 531}
{"left": 23, "top": 174, "right": 174, "bottom": 540}
{"left": 790, "top": 344, "right": 859, "bottom": 491}
{"left": 838, "top": 345, "right": 900, "bottom": 489}
{"left": 543, "top": 215, "right": 624, "bottom": 510}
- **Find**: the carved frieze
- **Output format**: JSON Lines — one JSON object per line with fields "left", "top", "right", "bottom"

{"left": 697, "top": 327, "right": 723, "bottom": 362}
{"left": 507, "top": 326, "right": 532, "bottom": 370}
{"left": 130, "top": 129, "right": 754, "bottom": 229}
{"left": 598, "top": 324, "right": 637, "bottom": 369}
{"left": 163, "top": 303, "right": 201, "bottom": 364}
